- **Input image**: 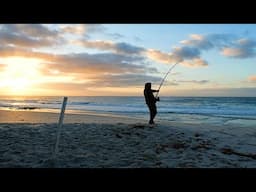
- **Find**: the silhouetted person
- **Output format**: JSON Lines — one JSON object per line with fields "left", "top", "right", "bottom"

{"left": 144, "top": 82, "right": 159, "bottom": 125}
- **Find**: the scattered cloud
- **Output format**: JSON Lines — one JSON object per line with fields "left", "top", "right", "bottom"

{"left": 37, "top": 73, "right": 162, "bottom": 89}
{"left": 180, "top": 58, "right": 208, "bottom": 68}
{"left": 75, "top": 39, "right": 207, "bottom": 67}
{"left": 74, "top": 33, "right": 234, "bottom": 67}
{"left": 0, "top": 24, "right": 62, "bottom": 48}
{"left": 1, "top": 24, "right": 255, "bottom": 96}
{"left": 221, "top": 38, "right": 256, "bottom": 58}
{"left": 59, "top": 24, "right": 105, "bottom": 36}
{"left": 74, "top": 39, "right": 145, "bottom": 55}
{"left": 181, "top": 33, "right": 256, "bottom": 59}
{"left": 180, "top": 34, "right": 213, "bottom": 50}
{"left": 145, "top": 49, "right": 179, "bottom": 64}
{"left": 83, "top": 73, "right": 163, "bottom": 87}
{"left": 60, "top": 24, "right": 87, "bottom": 35}
{"left": 172, "top": 46, "right": 200, "bottom": 60}
{"left": 0, "top": 45, "right": 57, "bottom": 60}
{"left": 180, "top": 33, "right": 234, "bottom": 50}
{"left": 1, "top": 24, "right": 59, "bottom": 38}
{"left": 40, "top": 52, "right": 148, "bottom": 75}
{"left": 29, "top": 51, "right": 160, "bottom": 90}
{"left": 221, "top": 47, "right": 251, "bottom": 58}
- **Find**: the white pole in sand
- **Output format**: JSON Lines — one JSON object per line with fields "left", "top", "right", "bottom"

{"left": 53, "top": 97, "right": 68, "bottom": 159}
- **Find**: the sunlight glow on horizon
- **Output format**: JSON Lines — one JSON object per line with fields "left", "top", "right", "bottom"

{"left": 0, "top": 57, "right": 43, "bottom": 95}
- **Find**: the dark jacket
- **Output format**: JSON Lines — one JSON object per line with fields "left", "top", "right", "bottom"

{"left": 144, "top": 83, "right": 158, "bottom": 105}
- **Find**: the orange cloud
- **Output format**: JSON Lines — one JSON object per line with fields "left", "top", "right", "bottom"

{"left": 0, "top": 46, "right": 57, "bottom": 61}
{"left": 60, "top": 24, "right": 87, "bottom": 35}
{"left": 146, "top": 49, "right": 180, "bottom": 64}
{"left": 180, "top": 58, "right": 208, "bottom": 68}
{"left": 221, "top": 48, "right": 244, "bottom": 57}
{"left": 60, "top": 24, "right": 104, "bottom": 35}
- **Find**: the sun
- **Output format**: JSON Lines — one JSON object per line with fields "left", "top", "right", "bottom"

{"left": 0, "top": 57, "right": 42, "bottom": 95}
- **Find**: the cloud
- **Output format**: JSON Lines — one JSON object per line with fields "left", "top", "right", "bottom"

{"left": 178, "top": 33, "right": 256, "bottom": 63}
{"left": 1, "top": 24, "right": 58, "bottom": 38}
{"left": 74, "top": 40, "right": 114, "bottom": 50}
{"left": 221, "top": 47, "right": 253, "bottom": 58}
{"left": 221, "top": 38, "right": 256, "bottom": 58}
{"left": 75, "top": 40, "right": 145, "bottom": 55}
{"left": 0, "top": 43, "right": 160, "bottom": 89}
{"left": 0, "top": 41, "right": 159, "bottom": 87}
{"left": 75, "top": 39, "right": 206, "bottom": 67}
{"left": 40, "top": 52, "right": 156, "bottom": 77}
{"left": 248, "top": 75, "right": 256, "bottom": 82}
{"left": 34, "top": 51, "right": 161, "bottom": 89}
{"left": 172, "top": 46, "right": 200, "bottom": 60}
{"left": 115, "top": 42, "right": 145, "bottom": 54}
{"left": 237, "top": 38, "right": 256, "bottom": 47}
{"left": 178, "top": 33, "right": 237, "bottom": 63}
{"left": 180, "top": 58, "right": 208, "bottom": 67}
{"left": 60, "top": 24, "right": 87, "bottom": 35}
{"left": 146, "top": 47, "right": 208, "bottom": 67}
{"left": 180, "top": 34, "right": 214, "bottom": 50}
{"left": 181, "top": 33, "right": 234, "bottom": 50}
{"left": 146, "top": 49, "right": 179, "bottom": 64}
{"left": 59, "top": 24, "right": 105, "bottom": 36}
{"left": 38, "top": 73, "right": 162, "bottom": 89}
{"left": 74, "top": 33, "right": 215, "bottom": 67}
{"left": 146, "top": 41, "right": 206, "bottom": 66}
{"left": 0, "top": 24, "right": 63, "bottom": 48}
{"left": 179, "top": 33, "right": 256, "bottom": 59}
{"left": 84, "top": 73, "right": 163, "bottom": 87}
{"left": 0, "top": 45, "right": 57, "bottom": 60}
{"left": 0, "top": 31, "right": 55, "bottom": 48}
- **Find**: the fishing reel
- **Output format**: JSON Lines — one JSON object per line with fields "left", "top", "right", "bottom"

{"left": 155, "top": 97, "right": 160, "bottom": 102}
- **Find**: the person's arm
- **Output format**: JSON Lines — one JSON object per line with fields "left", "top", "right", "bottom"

{"left": 151, "top": 89, "right": 159, "bottom": 92}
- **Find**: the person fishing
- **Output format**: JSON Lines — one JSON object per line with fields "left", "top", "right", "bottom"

{"left": 144, "top": 82, "right": 159, "bottom": 125}
{"left": 144, "top": 62, "right": 179, "bottom": 125}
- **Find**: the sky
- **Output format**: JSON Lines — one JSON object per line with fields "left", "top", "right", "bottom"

{"left": 0, "top": 24, "right": 256, "bottom": 97}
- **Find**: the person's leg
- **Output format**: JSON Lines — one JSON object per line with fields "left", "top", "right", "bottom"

{"left": 151, "top": 104, "right": 157, "bottom": 123}
{"left": 148, "top": 105, "right": 156, "bottom": 124}
{"left": 148, "top": 105, "right": 154, "bottom": 124}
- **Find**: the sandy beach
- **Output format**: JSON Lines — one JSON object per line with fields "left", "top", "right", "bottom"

{"left": 0, "top": 109, "right": 256, "bottom": 168}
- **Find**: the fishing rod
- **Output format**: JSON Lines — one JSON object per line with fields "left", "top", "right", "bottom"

{"left": 155, "top": 62, "right": 179, "bottom": 98}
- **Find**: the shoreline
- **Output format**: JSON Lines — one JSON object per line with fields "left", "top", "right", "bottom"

{"left": 0, "top": 109, "right": 254, "bottom": 135}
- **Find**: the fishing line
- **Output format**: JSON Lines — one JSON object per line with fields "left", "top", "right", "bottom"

{"left": 155, "top": 62, "right": 179, "bottom": 98}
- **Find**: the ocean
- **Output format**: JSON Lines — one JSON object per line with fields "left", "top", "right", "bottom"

{"left": 0, "top": 96, "right": 256, "bottom": 128}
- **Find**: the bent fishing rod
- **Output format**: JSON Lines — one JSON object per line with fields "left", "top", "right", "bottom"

{"left": 155, "top": 62, "right": 179, "bottom": 98}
